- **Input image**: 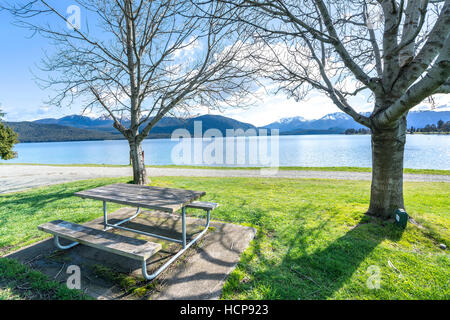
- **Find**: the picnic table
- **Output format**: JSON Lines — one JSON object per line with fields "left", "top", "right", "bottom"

{"left": 38, "top": 183, "right": 218, "bottom": 281}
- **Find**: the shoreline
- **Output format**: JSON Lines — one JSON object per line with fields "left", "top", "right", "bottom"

{"left": 1, "top": 164, "right": 448, "bottom": 195}
{"left": 0, "top": 163, "right": 449, "bottom": 175}
{"left": 12, "top": 131, "right": 450, "bottom": 144}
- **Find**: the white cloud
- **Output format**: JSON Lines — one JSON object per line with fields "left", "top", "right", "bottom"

{"left": 413, "top": 94, "right": 450, "bottom": 111}
{"left": 172, "top": 37, "right": 202, "bottom": 60}
{"left": 219, "top": 90, "right": 340, "bottom": 127}
{"left": 37, "top": 105, "right": 50, "bottom": 115}
{"left": 212, "top": 82, "right": 375, "bottom": 126}
{"left": 81, "top": 109, "right": 100, "bottom": 118}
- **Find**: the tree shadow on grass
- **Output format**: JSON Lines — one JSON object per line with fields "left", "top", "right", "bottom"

{"left": 1, "top": 181, "right": 94, "bottom": 206}
{"left": 0, "top": 188, "right": 73, "bottom": 210}
{"left": 0, "top": 180, "right": 121, "bottom": 252}
{"left": 236, "top": 215, "right": 404, "bottom": 299}
{"left": 0, "top": 180, "right": 118, "bottom": 216}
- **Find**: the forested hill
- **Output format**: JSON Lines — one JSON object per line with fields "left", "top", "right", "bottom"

{"left": 6, "top": 122, "right": 122, "bottom": 143}
{"left": 6, "top": 114, "right": 257, "bottom": 142}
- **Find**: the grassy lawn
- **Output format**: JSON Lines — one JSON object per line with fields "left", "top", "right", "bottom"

{"left": 0, "top": 258, "right": 90, "bottom": 300}
{"left": 0, "top": 177, "right": 448, "bottom": 299}
{"left": 148, "top": 165, "right": 450, "bottom": 175}
{"left": 1, "top": 162, "right": 448, "bottom": 175}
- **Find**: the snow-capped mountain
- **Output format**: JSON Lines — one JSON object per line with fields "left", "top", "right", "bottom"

{"left": 279, "top": 115, "right": 306, "bottom": 123}
{"left": 263, "top": 110, "right": 450, "bottom": 132}
{"left": 264, "top": 116, "right": 308, "bottom": 131}
{"left": 319, "top": 112, "right": 355, "bottom": 121}
{"left": 262, "top": 112, "right": 361, "bottom": 132}
{"left": 96, "top": 114, "right": 115, "bottom": 121}
{"left": 34, "top": 114, "right": 117, "bottom": 133}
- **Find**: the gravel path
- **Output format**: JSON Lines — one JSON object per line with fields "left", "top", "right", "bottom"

{"left": 0, "top": 165, "right": 448, "bottom": 194}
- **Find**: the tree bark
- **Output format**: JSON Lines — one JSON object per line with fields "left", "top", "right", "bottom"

{"left": 128, "top": 139, "right": 149, "bottom": 185}
{"left": 368, "top": 117, "right": 407, "bottom": 219}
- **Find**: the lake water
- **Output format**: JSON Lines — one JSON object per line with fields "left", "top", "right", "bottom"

{"left": 1, "top": 134, "right": 449, "bottom": 170}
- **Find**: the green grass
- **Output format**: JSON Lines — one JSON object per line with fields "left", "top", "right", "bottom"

{"left": 0, "top": 258, "right": 90, "bottom": 300}
{"left": 0, "top": 178, "right": 125, "bottom": 255}
{"left": 0, "top": 162, "right": 448, "bottom": 175}
{"left": 148, "top": 164, "right": 450, "bottom": 175}
{"left": 0, "top": 177, "right": 449, "bottom": 299}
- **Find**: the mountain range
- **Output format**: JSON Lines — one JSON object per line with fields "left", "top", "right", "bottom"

{"left": 263, "top": 110, "right": 450, "bottom": 133}
{"left": 6, "top": 110, "right": 449, "bottom": 143}
{"left": 6, "top": 121, "right": 119, "bottom": 143}
{"left": 7, "top": 114, "right": 258, "bottom": 142}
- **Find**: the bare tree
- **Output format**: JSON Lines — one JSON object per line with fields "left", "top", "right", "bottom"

{"left": 226, "top": 0, "right": 449, "bottom": 219}
{"left": 3, "top": 0, "right": 254, "bottom": 184}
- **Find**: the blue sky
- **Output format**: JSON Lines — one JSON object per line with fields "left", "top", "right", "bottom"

{"left": 0, "top": 2, "right": 73, "bottom": 122}
{"left": 0, "top": 2, "right": 448, "bottom": 127}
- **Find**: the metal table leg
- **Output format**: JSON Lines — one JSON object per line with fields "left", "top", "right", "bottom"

{"left": 103, "top": 201, "right": 141, "bottom": 231}
{"left": 102, "top": 202, "right": 183, "bottom": 243}
{"left": 182, "top": 206, "right": 186, "bottom": 249}
{"left": 141, "top": 208, "right": 211, "bottom": 281}
{"left": 103, "top": 201, "right": 108, "bottom": 230}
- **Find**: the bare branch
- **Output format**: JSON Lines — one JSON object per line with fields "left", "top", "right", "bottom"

{"left": 375, "top": 36, "right": 450, "bottom": 125}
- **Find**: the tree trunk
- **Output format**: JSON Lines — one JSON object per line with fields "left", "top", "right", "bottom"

{"left": 129, "top": 139, "right": 149, "bottom": 185}
{"left": 368, "top": 118, "right": 406, "bottom": 219}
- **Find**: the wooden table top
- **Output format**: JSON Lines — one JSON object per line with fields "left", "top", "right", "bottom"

{"left": 74, "top": 183, "right": 206, "bottom": 213}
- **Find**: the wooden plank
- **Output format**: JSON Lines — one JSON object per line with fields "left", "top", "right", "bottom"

{"left": 38, "top": 220, "right": 161, "bottom": 261}
{"left": 186, "top": 201, "right": 219, "bottom": 210}
{"left": 74, "top": 184, "right": 206, "bottom": 213}
{"left": 101, "top": 184, "right": 206, "bottom": 203}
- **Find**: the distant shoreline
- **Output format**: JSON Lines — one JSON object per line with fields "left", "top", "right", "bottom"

{"left": 13, "top": 131, "right": 450, "bottom": 143}
{"left": 7, "top": 110, "right": 449, "bottom": 143}
{"left": 0, "top": 163, "right": 448, "bottom": 175}
{"left": 345, "top": 132, "right": 450, "bottom": 135}
{"left": 408, "top": 132, "right": 450, "bottom": 135}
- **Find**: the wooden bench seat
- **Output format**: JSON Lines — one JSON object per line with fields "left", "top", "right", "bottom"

{"left": 185, "top": 201, "right": 218, "bottom": 211}
{"left": 38, "top": 220, "right": 161, "bottom": 261}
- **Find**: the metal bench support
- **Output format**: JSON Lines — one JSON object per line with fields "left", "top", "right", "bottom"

{"left": 54, "top": 235, "right": 78, "bottom": 250}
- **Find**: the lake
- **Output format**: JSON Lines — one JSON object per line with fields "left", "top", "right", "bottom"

{"left": 1, "top": 134, "right": 449, "bottom": 170}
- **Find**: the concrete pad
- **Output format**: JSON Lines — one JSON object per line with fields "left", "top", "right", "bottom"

{"left": 152, "top": 222, "right": 256, "bottom": 300}
{"left": 3, "top": 207, "right": 256, "bottom": 300}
